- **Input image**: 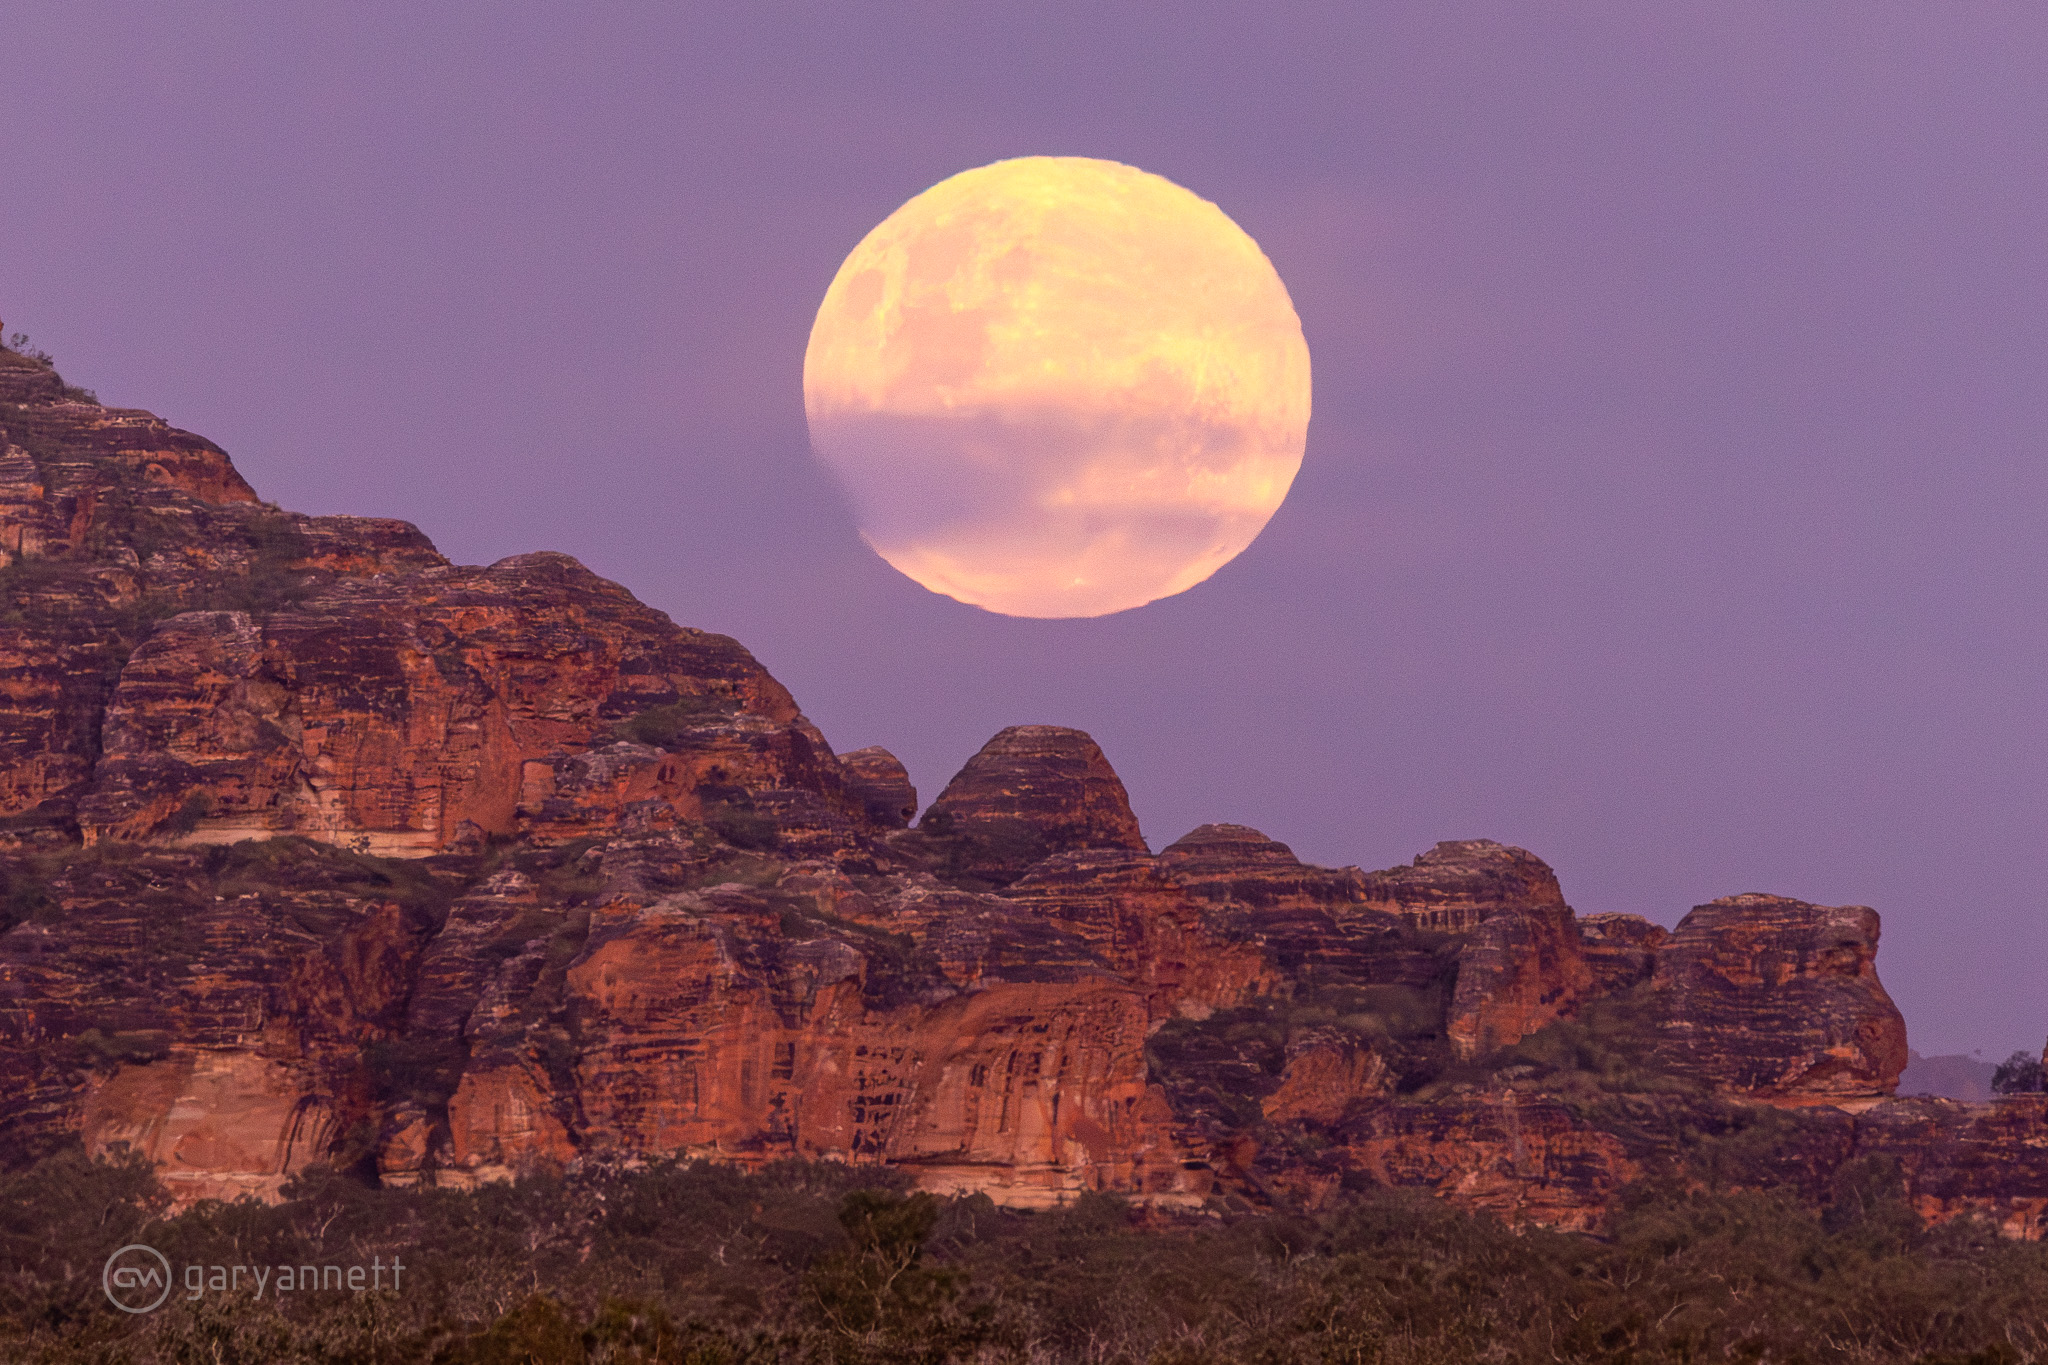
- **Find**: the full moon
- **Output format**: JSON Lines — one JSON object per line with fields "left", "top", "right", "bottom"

{"left": 804, "top": 156, "right": 1310, "bottom": 618}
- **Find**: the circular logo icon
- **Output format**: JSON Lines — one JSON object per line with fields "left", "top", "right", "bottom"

{"left": 103, "top": 1243, "right": 172, "bottom": 1313}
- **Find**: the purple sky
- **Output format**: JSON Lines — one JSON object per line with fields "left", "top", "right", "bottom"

{"left": 5, "top": 4, "right": 2044, "bottom": 1058}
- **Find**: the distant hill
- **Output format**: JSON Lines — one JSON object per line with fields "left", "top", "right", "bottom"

{"left": 1900, "top": 1049, "right": 1997, "bottom": 1102}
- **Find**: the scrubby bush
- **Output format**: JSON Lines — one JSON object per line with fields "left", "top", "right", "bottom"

{"left": 1992, "top": 1049, "right": 2045, "bottom": 1095}
{"left": 705, "top": 801, "right": 780, "bottom": 852}
{"left": 0, "top": 867, "right": 55, "bottom": 932}
{"left": 913, "top": 812, "right": 1051, "bottom": 888}
{"left": 611, "top": 696, "right": 740, "bottom": 749}
{"left": 6, "top": 332, "right": 53, "bottom": 366}
{"left": 70, "top": 1028, "right": 172, "bottom": 1070}
{"left": 1146, "top": 976, "right": 1455, "bottom": 1122}
{"left": 4, "top": 334, "right": 99, "bottom": 403}
{"left": 163, "top": 791, "right": 215, "bottom": 836}
{"left": 3, "top": 1150, "right": 2048, "bottom": 1362}
{"left": 1495, "top": 982, "right": 1698, "bottom": 1098}
{"left": 202, "top": 835, "right": 457, "bottom": 929}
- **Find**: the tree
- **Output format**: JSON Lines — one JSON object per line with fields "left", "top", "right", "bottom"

{"left": 4, "top": 331, "right": 52, "bottom": 365}
{"left": 1991, "top": 1049, "right": 2045, "bottom": 1095}
{"left": 805, "top": 1189, "right": 983, "bottom": 1360}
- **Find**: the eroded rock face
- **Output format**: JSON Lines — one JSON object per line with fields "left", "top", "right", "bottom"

{"left": 1860, "top": 1096, "right": 2048, "bottom": 1239}
{"left": 424, "top": 874, "right": 1200, "bottom": 1206}
{"left": 855, "top": 873, "right": 1107, "bottom": 990}
{"left": 1156, "top": 825, "right": 1436, "bottom": 989}
{"left": 918, "top": 725, "right": 1147, "bottom": 884}
{"left": 870, "top": 983, "right": 1196, "bottom": 1207}
{"left": 1320, "top": 1096, "right": 1638, "bottom": 1233}
{"left": 1651, "top": 894, "right": 1908, "bottom": 1101}
{"left": 1261, "top": 1032, "right": 1393, "bottom": 1125}
{"left": 0, "top": 379, "right": 442, "bottom": 844}
{"left": 76, "top": 556, "right": 854, "bottom": 857}
{"left": 1356, "top": 839, "right": 1567, "bottom": 934}
{"left": 3, "top": 338, "right": 2037, "bottom": 1236}
{"left": 1578, "top": 913, "right": 1668, "bottom": 993}
{"left": 1001, "top": 849, "right": 1277, "bottom": 1020}
{"left": 1447, "top": 896, "right": 1593, "bottom": 1061}
{"left": 0, "top": 366, "right": 258, "bottom": 526}
{"left": 1156, "top": 823, "right": 1325, "bottom": 895}
{"left": 0, "top": 840, "right": 433, "bottom": 1191}
{"left": 82, "top": 1049, "right": 336, "bottom": 1204}
{"left": 1340, "top": 839, "right": 1594, "bottom": 1061}
{"left": 841, "top": 747, "right": 917, "bottom": 828}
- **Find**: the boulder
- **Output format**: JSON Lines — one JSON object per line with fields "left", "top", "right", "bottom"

{"left": 841, "top": 745, "right": 918, "bottom": 827}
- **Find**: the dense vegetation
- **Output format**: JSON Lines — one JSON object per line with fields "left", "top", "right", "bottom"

{"left": 2, "top": 1149, "right": 2045, "bottom": 1364}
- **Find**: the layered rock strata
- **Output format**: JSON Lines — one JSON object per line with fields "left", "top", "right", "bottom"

{"left": 916, "top": 725, "right": 1148, "bottom": 885}
{"left": 1650, "top": 894, "right": 1908, "bottom": 1102}
{"left": 1356, "top": 839, "right": 1567, "bottom": 934}
{"left": 841, "top": 746, "right": 918, "bottom": 828}
{"left": 0, "top": 334, "right": 2035, "bottom": 1237}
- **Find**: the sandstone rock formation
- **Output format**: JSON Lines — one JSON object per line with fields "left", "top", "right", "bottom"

{"left": 1356, "top": 839, "right": 1568, "bottom": 933}
{"left": 0, "top": 331, "right": 2036, "bottom": 1237}
{"left": 0, "top": 837, "right": 434, "bottom": 1198}
{"left": 1578, "top": 912, "right": 1668, "bottom": 993}
{"left": 1860, "top": 1095, "right": 2048, "bottom": 1239}
{"left": 1154, "top": 823, "right": 1351, "bottom": 908}
{"left": 1446, "top": 906, "right": 1592, "bottom": 1061}
{"left": 1260, "top": 1031, "right": 1393, "bottom": 1125}
{"left": 1001, "top": 848, "right": 1276, "bottom": 1019}
{"left": 78, "top": 554, "right": 847, "bottom": 857}
{"left": 1349, "top": 839, "right": 1592, "bottom": 1060}
{"left": 1317, "top": 1095, "right": 1638, "bottom": 1233}
{"left": 841, "top": 746, "right": 918, "bottom": 828}
{"left": 1154, "top": 824, "right": 1435, "bottom": 989}
{"left": 916, "top": 725, "right": 1147, "bottom": 884}
{"left": 1650, "top": 894, "right": 1909, "bottom": 1102}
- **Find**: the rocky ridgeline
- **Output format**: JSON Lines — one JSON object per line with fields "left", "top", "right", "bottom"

{"left": 0, "top": 340, "right": 2043, "bottom": 1235}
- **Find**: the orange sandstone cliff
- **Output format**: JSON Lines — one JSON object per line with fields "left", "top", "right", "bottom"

{"left": 0, "top": 336, "right": 2041, "bottom": 1234}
